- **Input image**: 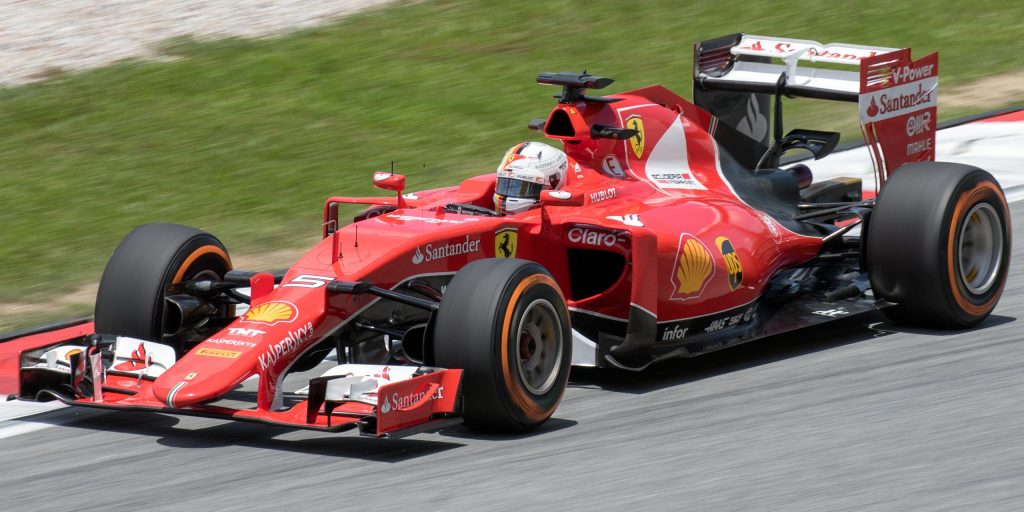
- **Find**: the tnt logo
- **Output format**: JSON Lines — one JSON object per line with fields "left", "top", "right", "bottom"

{"left": 906, "top": 112, "right": 932, "bottom": 137}
{"left": 228, "top": 328, "right": 265, "bottom": 337}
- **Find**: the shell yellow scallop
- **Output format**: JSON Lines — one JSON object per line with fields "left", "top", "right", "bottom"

{"left": 671, "top": 234, "right": 715, "bottom": 300}
{"left": 243, "top": 301, "right": 297, "bottom": 325}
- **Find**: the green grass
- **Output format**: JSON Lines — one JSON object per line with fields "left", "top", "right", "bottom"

{"left": 1, "top": 0, "right": 1023, "bottom": 327}
{"left": 0, "top": 305, "right": 92, "bottom": 335}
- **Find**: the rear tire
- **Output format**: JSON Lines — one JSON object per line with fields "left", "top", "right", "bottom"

{"left": 866, "top": 162, "right": 1010, "bottom": 327}
{"left": 434, "top": 258, "right": 571, "bottom": 432}
{"left": 95, "top": 223, "right": 233, "bottom": 350}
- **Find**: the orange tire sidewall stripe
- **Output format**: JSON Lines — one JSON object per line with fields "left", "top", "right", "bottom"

{"left": 172, "top": 245, "right": 232, "bottom": 284}
{"left": 946, "top": 180, "right": 1007, "bottom": 316}
{"left": 499, "top": 273, "right": 565, "bottom": 422}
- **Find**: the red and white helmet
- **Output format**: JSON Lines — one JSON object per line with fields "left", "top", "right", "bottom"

{"left": 494, "top": 141, "right": 568, "bottom": 215}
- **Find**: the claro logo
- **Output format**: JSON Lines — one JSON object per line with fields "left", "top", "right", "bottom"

{"left": 567, "top": 226, "right": 627, "bottom": 248}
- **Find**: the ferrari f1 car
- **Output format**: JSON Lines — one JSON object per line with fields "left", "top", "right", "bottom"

{"left": 4, "top": 34, "right": 1010, "bottom": 437}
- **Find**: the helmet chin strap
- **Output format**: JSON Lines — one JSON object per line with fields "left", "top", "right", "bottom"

{"left": 494, "top": 192, "right": 537, "bottom": 215}
{"left": 504, "top": 197, "right": 537, "bottom": 214}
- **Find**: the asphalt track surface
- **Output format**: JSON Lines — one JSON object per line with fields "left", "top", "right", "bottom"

{"left": 0, "top": 212, "right": 1021, "bottom": 512}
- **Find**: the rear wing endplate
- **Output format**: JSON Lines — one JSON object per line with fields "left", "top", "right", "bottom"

{"left": 693, "top": 34, "right": 937, "bottom": 188}
{"left": 858, "top": 49, "right": 939, "bottom": 184}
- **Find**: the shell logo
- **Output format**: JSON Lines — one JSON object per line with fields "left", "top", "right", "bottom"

{"left": 670, "top": 233, "right": 714, "bottom": 301}
{"left": 243, "top": 301, "right": 298, "bottom": 325}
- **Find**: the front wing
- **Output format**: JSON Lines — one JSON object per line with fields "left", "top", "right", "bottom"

{"left": 8, "top": 326, "right": 463, "bottom": 439}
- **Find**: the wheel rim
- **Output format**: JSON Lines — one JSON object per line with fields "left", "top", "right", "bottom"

{"left": 958, "top": 202, "right": 1003, "bottom": 295}
{"left": 514, "top": 298, "right": 563, "bottom": 395}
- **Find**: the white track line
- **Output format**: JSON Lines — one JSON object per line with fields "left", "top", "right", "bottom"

{"left": 808, "top": 120, "right": 1024, "bottom": 201}
{"left": 0, "top": 399, "right": 66, "bottom": 441}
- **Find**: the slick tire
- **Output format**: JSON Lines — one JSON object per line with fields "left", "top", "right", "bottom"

{"left": 866, "top": 162, "right": 1010, "bottom": 328}
{"left": 434, "top": 258, "right": 571, "bottom": 432}
{"left": 95, "top": 223, "right": 232, "bottom": 348}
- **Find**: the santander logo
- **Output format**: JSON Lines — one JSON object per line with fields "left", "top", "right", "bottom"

{"left": 411, "top": 236, "right": 481, "bottom": 265}
{"left": 379, "top": 386, "right": 445, "bottom": 415}
{"left": 867, "top": 97, "right": 879, "bottom": 117}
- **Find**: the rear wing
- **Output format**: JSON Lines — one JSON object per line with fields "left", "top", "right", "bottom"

{"left": 693, "top": 34, "right": 937, "bottom": 187}
{"left": 695, "top": 34, "right": 896, "bottom": 102}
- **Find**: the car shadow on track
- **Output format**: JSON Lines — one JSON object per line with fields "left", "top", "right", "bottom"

{"left": 16, "top": 407, "right": 463, "bottom": 462}
{"left": 871, "top": 314, "right": 1015, "bottom": 336}
{"left": 437, "top": 417, "right": 578, "bottom": 442}
{"left": 567, "top": 312, "right": 1016, "bottom": 395}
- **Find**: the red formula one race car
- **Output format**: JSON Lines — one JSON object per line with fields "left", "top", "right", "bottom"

{"left": 2, "top": 34, "right": 1011, "bottom": 437}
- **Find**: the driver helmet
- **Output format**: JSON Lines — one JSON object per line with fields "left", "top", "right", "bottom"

{"left": 494, "top": 141, "right": 568, "bottom": 215}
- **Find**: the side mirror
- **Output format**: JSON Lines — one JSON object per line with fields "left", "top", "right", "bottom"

{"left": 373, "top": 172, "right": 408, "bottom": 208}
{"left": 539, "top": 190, "right": 584, "bottom": 207}
{"left": 373, "top": 172, "right": 406, "bottom": 193}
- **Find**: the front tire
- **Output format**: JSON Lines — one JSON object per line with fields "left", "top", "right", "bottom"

{"left": 95, "top": 223, "right": 233, "bottom": 351}
{"left": 434, "top": 258, "right": 571, "bottom": 432}
{"left": 866, "top": 162, "right": 1011, "bottom": 327}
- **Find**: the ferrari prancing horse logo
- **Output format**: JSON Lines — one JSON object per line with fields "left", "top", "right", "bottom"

{"left": 495, "top": 228, "right": 518, "bottom": 258}
{"left": 626, "top": 115, "right": 644, "bottom": 159}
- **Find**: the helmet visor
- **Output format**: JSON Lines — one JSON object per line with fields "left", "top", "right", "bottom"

{"left": 497, "top": 177, "right": 543, "bottom": 199}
